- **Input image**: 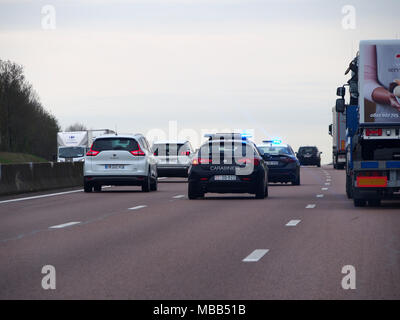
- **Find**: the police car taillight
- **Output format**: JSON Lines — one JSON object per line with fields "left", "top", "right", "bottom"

{"left": 236, "top": 158, "right": 260, "bottom": 166}
{"left": 192, "top": 158, "right": 211, "bottom": 165}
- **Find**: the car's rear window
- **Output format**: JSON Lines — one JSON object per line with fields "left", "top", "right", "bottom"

{"left": 153, "top": 143, "right": 188, "bottom": 156}
{"left": 199, "top": 141, "right": 256, "bottom": 158}
{"left": 299, "top": 147, "right": 317, "bottom": 153}
{"left": 92, "top": 138, "right": 139, "bottom": 151}
{"left": 258, "top": 146, "right": 291, "bottom": 155}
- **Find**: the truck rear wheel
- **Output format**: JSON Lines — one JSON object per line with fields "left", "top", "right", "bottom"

{"left": 368, "top": 199, "right": 381, "bottom": 207}
{"left": 353, "top": 198, "right": 367, "bottom": 207}
{"left": 346, "top": 174, "right": 353, "bottom": 199}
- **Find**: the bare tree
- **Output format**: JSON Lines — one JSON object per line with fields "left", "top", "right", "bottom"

{"left": 0, "top": 59, "right": 60, "bottom": 160}
{"left": 65, "top": 123, "right": 87, "bottom": 132}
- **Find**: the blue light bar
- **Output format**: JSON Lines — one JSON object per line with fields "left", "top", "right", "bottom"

{"left": 263, "top": 139, "right": 282, "bottom": 145}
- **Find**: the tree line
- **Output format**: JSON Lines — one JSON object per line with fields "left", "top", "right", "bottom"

{"left": 0, "top": 60, "right": 60, "bottom": 160}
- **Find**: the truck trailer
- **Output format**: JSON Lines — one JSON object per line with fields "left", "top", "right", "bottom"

{"left": 329, "top": 107, "right": 346, "bottom": 169}
{"left": 336, "top": 39, "right": 400, "bottom": 207}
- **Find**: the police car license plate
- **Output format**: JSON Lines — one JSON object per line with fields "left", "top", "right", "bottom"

{"left": 214, "top": 175, "right": 237, "bottom": 181}
{"left": 266, "top": 161, "right": 279, "bottom": 166}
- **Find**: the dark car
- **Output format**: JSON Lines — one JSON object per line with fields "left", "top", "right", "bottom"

{"left": 257, "top": 143, "right": 300, "bottom": 185}
{"left": 188, "top": 136, "right": 268, "bottom": 199}
{"left": 297, "top": 146, "right": 321, "bottom": 167}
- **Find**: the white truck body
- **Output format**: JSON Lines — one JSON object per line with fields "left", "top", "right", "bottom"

{"left": 57, "top": 131, "right": 88, "bottom": 162}
{"left": 331, "top": 107, "right": 347, "bottom": 168}
{"left": 57, "top": 129, "right": 115, "bottom": 162}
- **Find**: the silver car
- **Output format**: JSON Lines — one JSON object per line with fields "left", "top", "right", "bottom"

{"left": 152, "top": 140, "right": 194, "bottom": 177}
{"left": 84, "top": 134, "right": 158, "bottom": 192}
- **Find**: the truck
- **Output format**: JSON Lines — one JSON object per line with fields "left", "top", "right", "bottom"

{"left": 57, "top": 129, "right": 115, "bottom": 162}
{"left": 329, "top": 107, "right": 347, "bottom": 169}
{"left": 335, "top": 39, "right": 400, "bottom": 207}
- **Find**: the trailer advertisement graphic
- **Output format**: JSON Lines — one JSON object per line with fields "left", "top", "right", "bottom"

{"left": 359, "top": 40, "right": 400, "bottom": 124}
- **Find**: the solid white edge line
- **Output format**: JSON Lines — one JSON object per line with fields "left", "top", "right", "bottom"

{"left": 0, "top": 189, "right": 83, "bottom": 204}
{"left": 49, "top": 221, "right": 81, "bottom": 229}
{"left": 128, "top": 205, "right": 147, "bottom": 210}
{"left": 243, "top": 249, "right": 269, "bottom": 262}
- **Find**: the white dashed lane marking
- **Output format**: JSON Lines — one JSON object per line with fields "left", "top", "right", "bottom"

{"left": 49, "top": 222, "right": 81, "bottom": 229}
{"left": 128, "top": 205, "right": 147, "bottom": 210}
{"left": 243, "top": 249, "right": 269, "bottom": 262}
{"left": 322, "top": 187, "right": 328, "bottom": 191}
{"left": 316, "top": 194, "right": 324, "bottom": 198}
{"left": 172, "top": 195, "right": 185, "bottom": 199}
{"left": 286, "top": 220, "right": 301, "bottom": 227}
{"left": 306, "top": 204, "right": 316, "bottom": 209}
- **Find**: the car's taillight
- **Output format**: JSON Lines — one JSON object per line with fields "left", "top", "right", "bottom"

{"left": 365, "top": 128, "right": 382, "bottom": 136}
{"left": 192, "top": 158, "right": 211, "bottom": 165}
{"left": 281, "top": 157, "right": 296, "bottom": 163}
{"left": 86, "top": 149, "right": 100, "bottom": 156}
{"left": 131, "top": 145, "right": 145, "bottom": 156}
{"left": 131, "top": 149, "right": 145, "bottom": 156}
{"left": 237, "top": 158, "right": 260, "bottom": 166}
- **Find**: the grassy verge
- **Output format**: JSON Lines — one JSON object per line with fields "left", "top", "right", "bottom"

{"left": 0, "top": 152, "right": 48, "bottom": 164}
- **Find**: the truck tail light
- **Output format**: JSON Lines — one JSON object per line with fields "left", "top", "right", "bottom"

{"left": 365, "top": 129, "right": 382, "bottom": 136}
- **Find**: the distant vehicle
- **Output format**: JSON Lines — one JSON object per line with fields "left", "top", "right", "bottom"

{"left": 188, "top": 135, "right": 268, "bottom": 199}
{"left": 152, "top": 140, "right": 194, "bottom": 177}
{"left": 57, "top": 131, "right": 88, "bottom": 162}
{"left": 257, "top": 141, "right": 300, "bottom": 185}
{"left": 57, "top": 129, "right": 114, "bottom": 162}
{"left": 329, "top": 107, "right": 346, "bottom": 169}
{"left": 297, "top": 146, "right": 321, "bottom": 167}
{"left": 83, "top": 134, "right": 157, "bottom": 193}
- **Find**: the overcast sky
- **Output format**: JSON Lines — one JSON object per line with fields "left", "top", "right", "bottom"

{"left": 1, "top": 0, "right": 399, "bottom": 162}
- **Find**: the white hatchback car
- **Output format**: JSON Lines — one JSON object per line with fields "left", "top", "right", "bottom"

{"left": 152, "top": 140, "right": 194, "bottom": 177}
{"left": 84, "top": 134, "right": 158, "bottom": 192}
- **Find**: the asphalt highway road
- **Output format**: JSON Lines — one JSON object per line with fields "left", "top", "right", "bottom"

{"left": 0, "top": 166, "right": 399, "bottom": 299}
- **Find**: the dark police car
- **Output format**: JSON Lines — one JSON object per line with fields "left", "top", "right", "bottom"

{"left": 297, "top": 146, "right": 321, "bottom": 167}
{"left": 257, "top": 141, "right": 300, "bottom": 185}
{"left": 188, "top": 134, "right": 269, "bottom": 199}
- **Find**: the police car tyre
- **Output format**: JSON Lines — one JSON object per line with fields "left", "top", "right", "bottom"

{"left": 255, "top": 179, "right": 267, "bottom": 199}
